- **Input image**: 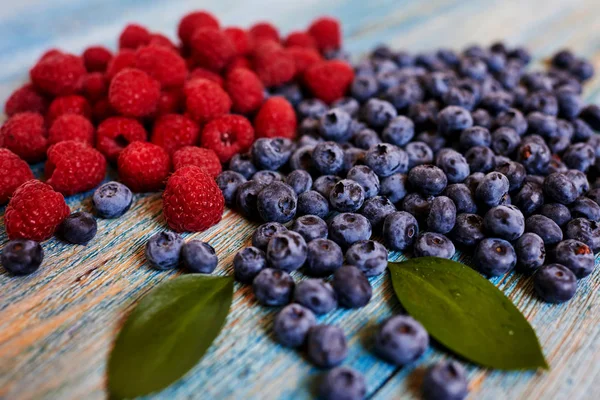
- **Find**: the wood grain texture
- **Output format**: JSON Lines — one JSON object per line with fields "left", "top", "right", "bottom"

{"left": 1, "top": 0, "right": 600, "bottom": 399}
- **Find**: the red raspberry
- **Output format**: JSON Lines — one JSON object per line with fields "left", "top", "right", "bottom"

{"left": 254, "top": 96, "right": 297, "bottom": 139}
{"left": 178, "top": 11, "right": 220, "bottom": 47}
{"left": 252, "top": 42, "right": 295, "bottom": 87}
{"left": 0, "top": 112, "right": 48, "bottom": 163}
{"left": 184, "top": 78, "right": 232, "bottom": 124}
{"left": 46, "top": 95, "right": 92, "bottom": 125}
{"left": 190, "top": 27, "right": 236, "bottom": 72}
{"left": 284, "top": 31, "right": 317, "bottom": 49}
{"left": 119, "top": 24, "right": 151, "bottom": 49}
{"left": 30, "top": 52, "right": 86, "bottom": 96}
{"left": 106, "top": 49, "right": 136, "bottom": 80}
{"left": 45, "top": 140, "right": 106, "bottom": 196}
{"left": 0, "top": 149, "right": 34, "bottom": 205}
{"left": 162, "top": 166, "right": 224, "bottom": 232}
{"left": 151, "top": 114, "right": 200, "bottom": 155}
{"left": 49, "top": 114, "right": 95, "bottom": 146}
{"left": 118, "top": 142, "right": 171, "bottom": 192}
{"left": 308, "top": 17, "right": 342, "bottom": 52}
{"left": 109, "top": 68, "right": 160, "bottom": 118}
{"left": 172, "top": 146, "right": 222, "bottom": 177}
{"left": 287, "top": 46, "right": 322, "bottom": 77}
{"left": 92, "top": 98, "right": 117, "bottom": 124}
{"left": 188, "top": 67, "right": 224, "bottom": 87}
{"left": 80, "top": 72, "right": 108, "bottom": 103}
{"left": 225, "top": 68, "right": 265, "bottom": 114}
{"left": 224, "top": 27, "right": 250, "bottom": 56}
{"left": 200, "top": 114, "right": 254, "bottom": 162}
{"left": 96, "top": 117, "right": 147, "bottom": 162}
{"left": 134, "top": 45, "right": 187, "bottom": 89}
{"left": 304, "top": 60, "right": 354, "bottom": 104}
{"left": 82, "top": 46, "right": 113, "bottom": 72}
{"left": 4, "top": 180, "right": 70, "bottom": 241}
{"left": 154, "top": 89, "right": 184, "bottom": 117}
{"left": 227, "top": 56, "right": 252, "bottom": 72}
{"left": 39, "top": 49, "right": 63, "bottom": 62}
{"left": 148, "top": 33, "right": 177, "bottom": 51}
{"left": 249, "top": 22, "right": 280, "bottom": 43}
{"left": 4, "top": 84, "right": 49, "bottom": 117}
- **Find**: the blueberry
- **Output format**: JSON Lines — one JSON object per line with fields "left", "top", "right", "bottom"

{"left": 517, "top": 140, "right": 551, "bottom": 175}
{"left": 570, "top": 59, "right": 595, "bottom": 81}
{"left": 401, "top": 193, "right": 432, "bottom": 223}
{"left": 289, "top": 145, "right": 314, "bottom": 171}
{"left": 524, "top": 91, "right": 558, "bottom": 116}
{"left": 253, "top": 170, "right": 284, "bottom": 186}
{"left": 384, "top": 82, "right": 424, "bottom": 111}
{"left": 305, "top": 238, "right": 344, "bottom": 277}
{"left": 93, "top": 181, "right": 133, "bottom": 219}
{"left": 145, "top": 232, "right": 184, "bottom": 270}
{"left": 285, "top": 170, "right": 312, "bottom": 195}
{"left": 179, "top": 240, "right": 217, "bottom": 274}
{"left": 543, "top": 172, "right": 578, "bottom": 205}
{"left": 351, "top": 75, "right": 379, "bottom": 102}
{"left": 394, "top": 51, "right": 416, "bottom": 67}
{"left": 508, "top": 46, "right": 532, "bottom": 64}
{"left": 459, "top": 56, "right": 488, "bottom": 80}
{"left": 381, "top": 116, "right": 415, "bottom": 146}
{"left": 587, "top": 188, "right": 600, "bottom": 204}
{"left": 555, "top": 88, "right": 582, "bottom": 120}
{"left": 329, "top": 213, "right": 372, "bottom": 249}
{"left": 360, "top": 196, "right": 397, "bottom": 229}
{"left": 514, "top": 181, "right": 544, "bottom": 216}
{"left": 465, "top": 145, "right": 494, "bottom": 173}
{"left": 552, "top": 49, "right": 575, "bottom": 69}
{"left": 216, "top": 171, "right": 247, "bottom": 207}
{"left": 233, "top": 246, "right": 267, "bottom": 283}
{"left": 362, "top": 98, "right": 397, "bottom": 128}
{"left": 422, "top": 71, "right": 454, "bottom": 98}
{"left": 273, "top": 304, "right": 316, "bottom": 348}
{"left": 427, "top": 196, "right": 457, "bottom": 234}
{"left": 312, "top": 141, "right": 345, "bottom": 175}
{"left": 408, "top": 165, "right": 448, "bottom": 195}
{"left": 437, "top": 106, "right": 473, "bottom": 136}
{"left": 406, "top": 141, "right": 434, "bottom": 168}
{"left": 464, "top": 172, "right": 485, "bottom": 193}
{"left": 266, "top": 231, "right": 307, "bottom": 272}
{"left": 565, "top": 169, "right": 590, "bottom": 196}
{"left": 539, "top": 203, "right": 571, "bottom": 227}
{"left": 450, "top": 213, "right": 485, "bottom": 247}
{"left": 570, "top": 197, "right": 600, "bottom": 221}
{"left": 443, "top": 184, "right": 477, "bottom": 214}
{"left": 229, "top": 153, "right": 257, "bottom": 179}
{"left": 490, "top": 127, "right": 520, "bottom": 156}
{"left": 483, "top": 205, "right": 525, "bottom": 241}
{"left": 298, "top": 119, "right": 321, "bottom": 139}
{"left": 236, "top": 181, "right": 267, "bottom": 218}
{"left": 58, "top": 212, "right": 97, "bottom": 245}
{"left": 349, "top": 119, "right": 368, "bottom": 137}
{"left": 374, "top": 315, "right": 429, "bottom": 365}
{"left": 481, "top": 91, "right": 513, "bottom": 115}
{"left": 307, "top": 325, "right": 348, "bottom": 368}
{"left": 347, "top": 165, "right": 380, "bottom": 199}
{"left": 297, "top": 99, "right": 328, "bottom": 119}
{"left": 251, "top": 138, "right": 293, "bottom": 170}
{"left": 534, "top": 264, "right": 577, "bottom": 303}
{"left": 365, "top": 143, "right": 409, "bottom": 177}
{"left": 313, "top": 175, "right": 341, "bottom": 198}
{"left": 345, "top": 240, "right": 388, "bottom": 276}
{"left": 341, "top": 147, "right": 366, "bottom": 175}
{"left": 573, "top": 119, "right": 594, "bottom": 141}
{"left": 253, "top": 268, "right": 295, "bottom": 306}
{"left": 352, "top": 128, "right": 382, "bottom": 150}
{"left": 459, "top": 126, "right": 491, "bottom": 149}
{"left": 474, "top": 238, "right": 516, "bottom": 276}
{"left": 526, "top": 112, "right": 557, "bottom": 137}
{"left": 319, "top": 108, "right": 352, "bottom": 141}
{"left": 475, "top": 172, "right": 509, "bottom": 208}
{"left": 552, "top": 239, "right": 595, "bottom": 279}
{"left": 380, "top": 173, "right": 408, "bottom": 203}
{"left": 294, "top": 279, "right": 337, "bottom": 315}
{"left": 562, "top": 143, "right": 596, "bottom": 172}
{"left": 332, "top": 97, "right": 360, "bottom": 117}
{"left": 414, "top": 232, "right": 455, "bottom": 259}
{"left": 565, "top": 218, "right": 600, "bottom": 252}
{"left": 422, "top": 361, "right": 469, "bottom": 400}
{"left": 495, "top": 108, "right": 528, "bottom": 136}
{"left": 1, "top": 240, "right": 43, "bottom": 275}
{"left": 416, "top": 131, "right": 446, "bottom": 153}
{"left": 330, "top": 179, "right": 366, "bottom": 212}
{"left": 291, "top": 215, "right": 328, "bottom": 242}
{"left": 435, "top": 149, "right": 470, "bottom": 184}
{"left": 252, "top": 222, "right": 287, "bottom": 251}
{"left": 409, "top": 102, "right": 439, "bottom": 132}
{"left": 319, "top": 367, "right": 367, "bottom": 400}
{"left": 515, "top": 233, "right": 546, "bottom": 273}
{"left": 580, "top": 104, "right": 600, "bottom": 130}
{"left": 471, "top": 108, "right": 492, "bottom": 129}
{"left": 297, "top": 190, "right": 330, "bottom": 219}
{"left": 494, "top": 160, "right": 526, "bottom": 192}
{"left": 257, "top": 182, "right": 297, "bottom": 223}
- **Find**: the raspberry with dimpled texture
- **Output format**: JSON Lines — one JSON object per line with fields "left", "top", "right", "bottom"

{"left": 45, "top": 140, "right": 106, "bottom": 196}
{"left": 162, "top": 166, "right": 224, "bottom": 232}
{"left": 106, "top": 49, "right": 136, "bottom": 80}
{"left": 30, "top": 52, "right": 86, "bottom": 96}
{"left": 82, "top": 46, "right": 113, "bottom": 72}
{"left": 46, "top": 95, "right": 92, "bottom": 125}
{"left": 184, "top": 78, "right": 232, "bottom": 124}
{"left": 190, "top": 27, "right": 236, "bottom": 72}
{"left": 5, "top": 84, "right": 48, "bottom": 117}
{"left": 248, "top": 22, "right": 280, "bottom": 44}
{"left": 151, "top": 114, "right": 199, "bottom": 155}
{"left": 118, "top": 24, "right": 151, "bottom": 49}
{"left": 0, "top": 149, "right": 34, "bottom": 204}
{"left": 188, "top": 68, "right": 224, "bottom": 87}
{"left": 96, "top": 117, "right": 147, "bottom": 163}
{"left": 225, "top": 68, "right": 265, "bottom": 114}
{"left": 287, "top": 46, "right": 322, "bottom": 78}
{"left": 0, "top": 112, "right": 48, "bottom": 163}
{"left": 4, "top": 180, "right": 70, "bottom": 241}
{"left": 154, "top": 89, "right": 184, "bottom": 117}
{"left": 80, "top": 72, "right": 108, "bottom": 103}
{"left": 109, "top": 68, "right": 160, "bottom": 118}
{"left": 200, "top": 114, "right": 254, "bottom": 162}
{"left": 172, "top": 146, "right": 222, "bottom": 177}
{"left": 178, "top": 11, "right": 220, "bottom": 47}
{"left": 304, "top": 60, "right": 354, "bottom": 104}
{"left": 285, "top": 31, "right": 317, "bottom": 49}
{"left": 308, "top": 17, "right": 342, "bottom": 52}
{"left": 49, "top": 114, "right": 95, "bottom": 146}
{"left": 224, "top": 27, "right": 250, "bottom": 56}
{"left": 254, "top": 96, "right": 297, "bottom": 139}
{"left": 118, "top": 142, "right": 170, "bottom": 192}
{"left": 227, "top": 56, "right": 252, "bottom": 72}
{"left": 134, "top": 45, "right": 187, "bottom": 89}
{"left": 252, "top": 41, "right": 296, "bottom": 87}
{"left": 149, "top": 33, "right": 177, "bottom": 50}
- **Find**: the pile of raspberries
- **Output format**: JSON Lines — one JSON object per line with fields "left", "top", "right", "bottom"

{"left": 0, "top": 11, "right": 349, "bottom": 240}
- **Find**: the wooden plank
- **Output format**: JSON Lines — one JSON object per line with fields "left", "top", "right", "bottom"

{"left": 1, "top": 0, "right": 600, "bottom": 399}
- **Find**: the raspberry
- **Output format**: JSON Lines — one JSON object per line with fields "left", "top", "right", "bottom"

{"left": 118, "top": 142, "right": 171, "bottom": 192}
{"left": 154, "top": 89, "right": 184, "bottom": 117}
{"left": 0, "top": 149, "right": 34, "bottom": 204}
{"left": 284, "top": 31, "right": 317, "bottom": 49}
{"left": 4, "top": 180, "right": 70, "bottom": 241}
{"left": 46, "top": 95, "right": 92, "bottom": 125}
{"left": 162, "top": 166, "right": 224, "bottom": 232}
{"left": 134, "top": 45, "right": 187, "bottom": 89}
{"left": 172, "top": 146, "right": 222, "bottom": 177}
{"left": 188, "top": 67, "right": 224, "bottom": 87}
{"left": 184, "top": 78, "right": 232, "bottom": 124}
{"left": 4, "top": 84, "right": 48, "bottom": 117}
{"left": 178, "top": 11, "right": 220, "bottom": 47}
{"left": 106, "top": 49, "right": 136, "bottom": 80}
{"left": 227, "top": 56, "right": 252, "bottom": 72}
{"left": 151, "top": 114, "right": 200, "bottom": 155}
{"left": 304, "top": 60, "right": 354, "bottom": 104}
{"left": 49, "top": 114, "right": 95, "bottom": 146}
{"left": 30, "top": 52, "right": 86, "bottom": 96}
{"left": 0, "top": 112, "right": 48, "bottom": 163}
{"left": 96, "top": 117, "right": 147, "bottom": 162}
{"left": 119, "top": 24, "right": 151, "bottom": 49}
{"left": 92, "top": 98, "right": 116, "bottom": 124}
{"left": 249, "top": 22, "right": 280, "bottom": 43}
{"left": 225, "top": 68, "right": 265, "bottom": 114}
{"left": 80, "top": 72, "right": 108, "bottom": 103}
{"left": 308, "top": 17, "right": 342, "bottom": 52}
{"left": 190, "top": 27, "right": 236, "bottom": 71}
{"left": 148, "top": 33, "right": 177, "bottom": 50}
{"left": 200, "top": 114, "right": 254, "bottom": 162}
{"left": 224, "top": 27, "right": 250, "bottom": 56}
{"left": 254, "top": 96, "right": 297, "bottom": 139}
{"left": 39, "top": 49, "right": 62, "bottom": 62}
{"left": 109, "top": 68, "right": 160, "bottom": 117}
{"left": 82, "top": 46, "right": 113, "bottom": 72}
{"left": 287, "top": 46, "right": 322, "bottom": 77}
{"left": 46, "top": 140, "right": 106, "bottom": 196}
{"left": 252, "top": 42, "right": 296, "bottom": 87}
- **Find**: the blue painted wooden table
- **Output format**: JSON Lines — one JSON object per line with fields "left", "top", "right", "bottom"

{"left": 1, "top": 0, "right": 600, "bottom": 399}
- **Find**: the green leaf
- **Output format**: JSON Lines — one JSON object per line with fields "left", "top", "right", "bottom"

{"left": 108, "top": 274, "right": 234, "bottom": 398}
{"left": 389, "top": 257, "right": 548, "bottom": 370}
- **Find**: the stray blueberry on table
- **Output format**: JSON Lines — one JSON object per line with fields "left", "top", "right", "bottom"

{"left": 474, "top": 238, "right": 516, "bottom": 277}
{"left": 293, "top": 279, "right": 338, "bottom": 315}
{"left": 422, "top": 361, "right": 469, "bottom": 400}
{"left": 329, "top": 213, "right": 372, "bottom": 249}
{"left": 145, "top": 231, "right": 184, "bottom": 270}
{"left": 319, "top": 367, "right": 367, "bottom": 400}
{"left": 252, "top": 268, "right": 295, "bottom": 306}
{"left": 297, "top": 190, "right": 330, "bottom": 218}
{"left": 252, "top": 222, "right": 288, "bottom": 251}
{"left": 450, "top": 213, "right": 485, "bottom": 247}
{"left": 181, "top": 240, "right": 218, "bottom": 274}
{"left": 414, "top": 232, "right": 455, "bottom": 259}
{"left": 93, "top": 181, "right": 133, "bottom": 219}
{"left": 331, "top": 265, "right": 373, "bottom": 308}
{"left": 216, "top": 171, "right": 247, "bottom": 207}
{"left": 291, "top": 215, "right": 328, "bottom": 242}
{"left": 482, "top": 205, "right": 525, "bottom": 241}
{"left": 266, "top": 230, "right": 307, "bottom": 272}
{"left": 330, "top": 179, "right": 366, "bottom": 212}
{"left": 57, "top": 212, "right": 97, "bottom": 245}
{"left": 552, "top": 239, "right": 595, "bottom": 279}
{"left": 525, "top": 214, "right": 563, "bottom": 245}
{"left": 534, "top": 264, "right": 578, "bottom": 303}
{"left": 273, "top": 303, "right": 316, "bottom": 348}
{"left": 345, "top": 240, "right": 388, "bottom": 277}
{"left": 233, "top": 246, "right": 267, "bottom": 284}
{"left": 1, "top": 240, "right": 44, "bottom": 275}
{"left": 305, "top": 238, "right": 344, "bottom": 277}
{"left": 307, "top": 324, "right": 348, "bottom": 368}
{"left": 257, "top": 182, "right": 297, "bottom": 223}
{"left": 514, "top": 233, "right": 545, "bottom": 274}
{"left": 374, "top": 315, "right": 429, "bottom": 365}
